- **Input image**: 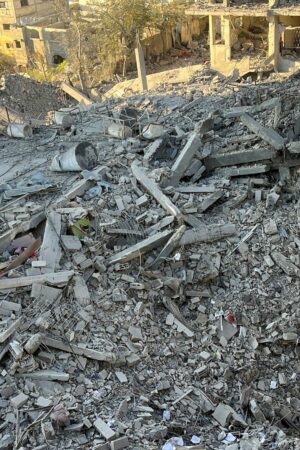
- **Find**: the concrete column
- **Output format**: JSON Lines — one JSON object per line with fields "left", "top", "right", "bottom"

{"left": 268, "top": 16, "right": 280, "bottom": 70}
{"left": 135, "top": 45, "right": 148, "bottom": 92}
{"left": 223, "top": 16, "right": 232, "bottom": 61}
{"left": 209, "top": 15, "right": 216, "bottom": 65}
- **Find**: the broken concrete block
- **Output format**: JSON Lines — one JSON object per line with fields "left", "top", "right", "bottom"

{"left": 110, "top": 436, "right": 129, "bottom": 450}
{"left": 115, "top": 371, "right": 128, "bottom": 383}
{"left": 10, "top": 392, "right": 29, "bottom": 409}
{"left": 264, "top": 219, "right": 278, "bottom": 235}
{"left": 73, "top": 276, "right": 91, "bottom": 306}
{"left": 0, "top": 271, "right": 74, "bottom": 290}
{"left": 143, "top": 137, "right": 166, "bottom": 164}
{"left": 36, "top": 396, "right": 53, "bottom": 407}
{"left": 217, "top": 319, "right": 238, "bottom": 342}
{"left": 94, "top": 256, "right": 107, "bottom": 273}
{"left": 31, "top": 260, "right": 46, "bottom": 268}
{"left": 108, "top": 229, "right": 173, "bottom": 265}
{"left": 131, "top": 162, "right": 182, "bottom": 220}
{"left": 264, "top": 255, "right": 274, "bottom": 267}
{"left": 217, "top": 165, "right": 269, "bottom": 177}
{"left": 205, "top": 148, "right": 275, "bottom": 171}
{"left": 241, "top": 113, "right": 285, "bottom": 150}
{"left": 271, "top": 252, "right": 300, "bottom": 277}
{"left": 184, "top": 159, "right": 203, "bottom": 177}
{"left": 24, "top": 333, "right": 42, "bottom": 354}
{"left": 129, "top": 326, "right": 143, "bottom": 342}
{"left": 115, "top": 196, "right": 125, "bottom": 211}
{"left": 19, "top": 370, "right": 70, "bottom": 381}
{"left": 195, "top": 117, "right": 214, "bottom": 136}
{"left": 136, "top": 194, "right": 149, "bottom": 207}
{"left": 147, "top": 426, "right": 168, "bottom": 440}
{"left": 43, "top": 421, "right": 55, "bottom": 440}
{"left": 94, "top": 418, "right": 116, "bottom": 441}
{"left": 212, "top": 403, "right": 233, "bottom": 427}
{"left": 39, "top": 211, "right": 62, "bottom": 273}
{"left": 199, "top": 351, "right": 211, "bottom": 362}
{"left": 94, "top": 444, "right": 110, "bottom": 450}
{"left": 168, "top": 132, "right": 201, "bottom": 186}
{"left": 142, "top": 124, "right": 165, "bottom": 139}
{"left": 287, "top": 141, "right": 300, "bottom": 154}
{"left": 0, "top": 434, "right": 14, "bottom": 450}
{"left": 266, "top": 191, "right": 279, "bottom": 208}
{"left": 180, "top": 224, "right": 236, "bottom": 245}
{"left": 61, "top": 235, "right": 82, "bottom": 251}
{"left": 198, "top": 190, "right": 223, "bottom": 213}
{"left": 108, "top": 123, "right": 132, "bottom": 139}
{"left": 149, "top": 225, "right": 186, "bottom": 269}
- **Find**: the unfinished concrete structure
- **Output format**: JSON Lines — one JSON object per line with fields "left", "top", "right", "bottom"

{"left": 0, "top": 0, "right": 69, "bottom": 69}
{"left": 186, "top": 0, "right": 300, "bottom": 75}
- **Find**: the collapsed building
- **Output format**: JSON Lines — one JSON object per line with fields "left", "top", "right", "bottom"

{"left": 186, "top": 0, "right": 300, "bottom": 75}
{"left": 0, "top": 65, "right": 300, "bottom": 449}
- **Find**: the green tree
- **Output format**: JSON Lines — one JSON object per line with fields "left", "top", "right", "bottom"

{"left": 67, "top": 0, "right": 194, "bottom": 88}
{"left": 0, "top": 53, "right": 16, "bottom": 76}
{"left": 88, "top": 0, "right": 152, "bottom": 76}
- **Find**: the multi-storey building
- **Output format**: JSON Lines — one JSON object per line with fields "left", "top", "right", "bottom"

{"left": 0, "top": 0, "right": 69, "bottom": 69}
{"left": 186, "top": 0, "right": 300, "bottom": 75}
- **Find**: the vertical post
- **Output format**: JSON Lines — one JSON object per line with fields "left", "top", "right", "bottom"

{"left": 268, "top": 16, "right": 280, "bottom": 71}
{"left": 223, "top": 16, "right": 232, "bottom": 61}
{"left": 209, "top": 15, "right": 216, "bottom": 66}
{"left": 135, "top": 45, "right": 148, "bottom": 92}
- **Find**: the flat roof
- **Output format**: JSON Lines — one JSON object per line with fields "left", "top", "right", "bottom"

{"left": 186, "top": 3, "right": 300, "bottom": 17}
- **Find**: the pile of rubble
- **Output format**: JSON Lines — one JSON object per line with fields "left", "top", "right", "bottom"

{"left": 0, "top": 69, "right": 300, "bottom": 450}
{"left": 0, "top": 74, "right": 69, "bottom": 121}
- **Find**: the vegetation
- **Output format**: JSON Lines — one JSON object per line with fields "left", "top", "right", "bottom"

{"left": 67, "top": 0, "right": 194, "bottom": 90}
{"left": 0, "top": 53, "right": 16, "bottom": 77}
{"left": 0, "top": 1, "right": 194, "bottom": 88}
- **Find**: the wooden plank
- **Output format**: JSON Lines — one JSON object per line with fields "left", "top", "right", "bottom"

{"left": 131, "top": 162, "right": 182, "bottom": 220}
{"left": 0, "top": 271, "right": 74, "bottom": 290}
{"left": 2, "top": 238, "right": 41, "bottom": 274}
{"left": 241, "top": 113, "right": 285, "bottom": 150}
{"left": 108, "top": 229, "right": 173, "bottom": 265}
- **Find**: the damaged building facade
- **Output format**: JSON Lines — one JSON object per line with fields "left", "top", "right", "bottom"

{"left": 186, "top": 0, "right": 300, "bottom": 75}
{"left": 0, "top": 0, "right": 69, "bottom": 69}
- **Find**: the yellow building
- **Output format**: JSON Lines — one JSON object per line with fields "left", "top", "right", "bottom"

{"left": 0, "top": 0, "right": 69, "bottom": 68}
